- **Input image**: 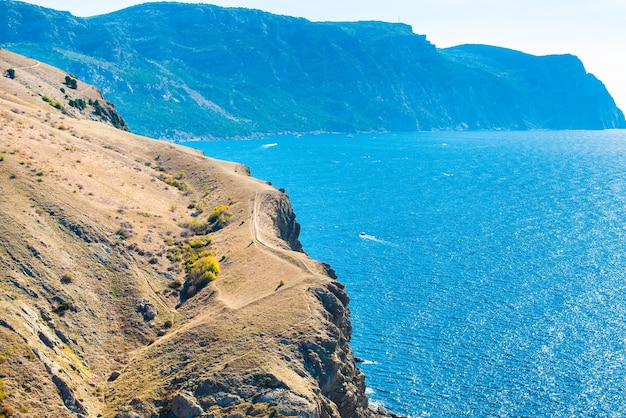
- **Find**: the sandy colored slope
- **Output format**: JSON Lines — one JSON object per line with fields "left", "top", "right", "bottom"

{"left": 0, "top": 48, "right": 385, "bottom": 418}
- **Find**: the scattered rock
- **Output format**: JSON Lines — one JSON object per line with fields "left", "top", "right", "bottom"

{"left": 256, "top": 389, "right": 317, "bottom": 418}
{"left": 38, "top": 330, "right": 56, "bottom": 348}
{"left": 27, "top": 244, "right": 41, "bottom": 259}
{"left": 135, "top": 299, "right": 158, "bottom": 321}
{"left": 171, "top": 393, "right": 203, "bottom": 418}
{"left": 108, "top": 370, "right": 122, "bottom": 381}
{"left": 115, "top": 408, "right": 142, "bottom": 418}
{"left": 10, "top": 278, "right": 39, "bottom": 298}
{"left": 51, "top": 373, "right": 88, "bottom": 417}
{"left": 54, "top": 328, "right": 71, "bottom": 345}
{"left": 58, "top": 217, "right": 97, "bottom": 243}
{"left": 215, "top": 392, "right": 241, "bottom": 407}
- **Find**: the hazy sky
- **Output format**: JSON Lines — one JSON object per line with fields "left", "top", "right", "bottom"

{"left": 22, "top": 0, "right": 626, "bottom": 112}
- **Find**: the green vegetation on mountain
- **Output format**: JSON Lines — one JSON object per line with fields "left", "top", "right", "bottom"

{"left": 1, "top": 1, "right": 624, "bottom": 139}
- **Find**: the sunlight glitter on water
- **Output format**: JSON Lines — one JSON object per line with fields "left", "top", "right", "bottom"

{"left": 188, "top": 130, "right": 626, "bottom": 417}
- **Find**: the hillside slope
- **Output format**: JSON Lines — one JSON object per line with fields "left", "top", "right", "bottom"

{"left": 0, "top": 49, "right": 393, "bottom": 418}
{"left": 1, "top": 1, "right": 623, "bottom": 140}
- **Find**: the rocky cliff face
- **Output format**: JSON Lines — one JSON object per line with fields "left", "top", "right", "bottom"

{"left": 440, "top": 44, "right": 626, "bottom": 130}
{"left": 0, "top": 48, "right": 397, "bottom": 418}
{"left": 1, "top": 2, "right": 623, "bottom": 139}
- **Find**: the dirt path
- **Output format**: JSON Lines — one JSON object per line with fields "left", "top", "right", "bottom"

{"left": 78, "top": 84, "right": 96, "bottom": 94}
{"left": 205, "top": 291, "right": 313, "bottom": 372}
{"left": 126, "top": 189, "right": 326, "bottom": 372}
{"left": 251, "top": 191, "right": 321, "bottom": 277}
{"left": 16, "top": 60, "right": 40, "bottom": 70}
{"left": 166, "top": 191, "right": 320, "bottom": 370}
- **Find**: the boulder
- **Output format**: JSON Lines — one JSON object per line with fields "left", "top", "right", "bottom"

{"left": 171, "top": 393, "right": 203, "bottom": 418}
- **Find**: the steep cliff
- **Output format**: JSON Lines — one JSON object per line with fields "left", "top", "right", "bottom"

{"left": 0, "top": 48, "right": 395, "bottom": 418}
{"left": 1, "top": 1, "right": 623, "bottom": 139}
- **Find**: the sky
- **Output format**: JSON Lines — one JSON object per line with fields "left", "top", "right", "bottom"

{"left": 22, "top": 0, "right": 626, "bottom": 113}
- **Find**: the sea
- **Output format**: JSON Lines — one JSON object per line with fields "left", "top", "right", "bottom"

{"left": 184, "top": 130, "right": 626, "bottom": 417}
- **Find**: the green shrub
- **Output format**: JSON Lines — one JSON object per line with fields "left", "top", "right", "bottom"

{"left": 163, "top": 177, "right": 192, "bottom": 193}
{"left": 115, "top": 228, "right": 130, "bottom": 240}
{"left": 42, "top": 95, "right": 63, "bottom": 110}
{"left": 60, "top": 272, "right": 73, "bottom": 284}
{"left": 6, "top": 68, "right": 15, "bottom": 79}
{"left": 166, "top": 227, "right": 222, "bottom": 300}
{"left": 0, "top": 154, "right": 4, "bottom": 162}
{"left": 188, "top": 237, "right": 212, "bottom": 248}
{"left": 168, "top": 279, "right": 182, "bottom": 289}
{"left": 182, "top": 246, "right": 206, "bottom": 270}
{"left": 207, "top": 205, "right": 231, "bottom": 231}
{"left": 188, "top": 255, "right": 220, "bottom": 289}
{"left": 166, "top": 248, "right": 183, "bottom": 263}
{"left": 182, "top": 219, "right": 210, "bottom": 235}
{"left": 55, "top": 301, "right": 72, "bottom": 314}
{"left": 254, "top": 372, "right": 274, "bottom": 387}
{"left": 157, "top": 173, "right": 192, "bottom": 193}
{"left": 187, "top": 200, "right": 206, "bottom": 216}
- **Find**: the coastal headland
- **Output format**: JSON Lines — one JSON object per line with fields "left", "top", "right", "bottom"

{"left": 0, "top": 49, "right": 398, "bottom": 417}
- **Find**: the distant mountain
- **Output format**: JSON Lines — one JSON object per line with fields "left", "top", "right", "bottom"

{"left": 1, "top": 1, "right": 624, "bottom": 139}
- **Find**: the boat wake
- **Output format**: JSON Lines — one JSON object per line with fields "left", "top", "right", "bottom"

{"left": 356, "top": 357, "right": 378, "bottom": 365}
{"left": 260, "top": 143, "right": 278, "bottom": 150}
{"left": 359, "top": 232, "right": 394, "bottom": 245}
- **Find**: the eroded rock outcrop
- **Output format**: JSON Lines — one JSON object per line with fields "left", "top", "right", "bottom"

{"left": 273, "top": 192, "right": 304, "bottom": 252}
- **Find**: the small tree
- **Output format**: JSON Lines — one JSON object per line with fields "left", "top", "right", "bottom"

{"left": 69, "top": 98, "right": 86, "bottom": 111}
{"left": 93, "top": 99, "right": 104, "bottom": 116}
{"left": 6, "top": 68, "right": 15, "bottom": 79}
{"left": 64, "top": 75, "right": 77, "bottom": 89}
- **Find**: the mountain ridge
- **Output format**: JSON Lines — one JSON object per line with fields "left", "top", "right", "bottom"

{"left": 1, "top": 1, "right": 623, "bottom": 140}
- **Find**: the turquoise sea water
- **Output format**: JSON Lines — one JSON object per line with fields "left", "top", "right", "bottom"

{"left": 185, "top": 131, "right": 626, "bottom": 417}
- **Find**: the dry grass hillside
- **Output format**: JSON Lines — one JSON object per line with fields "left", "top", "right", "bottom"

{"left": 0, "top": 49, "right": 394, "bottom": 418}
